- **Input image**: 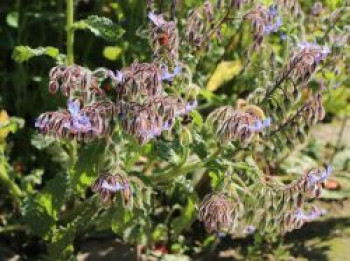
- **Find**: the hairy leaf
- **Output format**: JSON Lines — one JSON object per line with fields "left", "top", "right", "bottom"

{"left": 21, "top": 173, "right": 70, "bottom": 237}
{"left": 73, "top": 15, "right": 124, "bottom": 42}
{"left": 12, "top": 46, "right": 61, "bottom": 63}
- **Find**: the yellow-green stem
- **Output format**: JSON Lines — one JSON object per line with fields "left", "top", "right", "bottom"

{"left": 66, "top": 0, "right": 74, "bottom": 65}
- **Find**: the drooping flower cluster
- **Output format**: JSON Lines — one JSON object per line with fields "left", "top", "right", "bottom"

{"left": 91, "top": 173, "right": 132, "bottom": 207}
{"left": 148, "top": 12, "right": 179, "bottom": 61}
{"left": 277, "top": 0, "right": 301, "bottom": 16}
{"left": 280, "top": 42, "right": 330, "bottom": 84}
{"left": 185, "top": 1, "right": 218, "bottom": 50}
{"left": 119, "top": 96, "right": 197, "bottom": 144}
{"left": 277, "top": 165, "right": 331, "bottom": 215}
{"left": 198, "top": 166, "right": 331, "bottom": 234}
{"left": 279, "top": 206, "right": 325, "bottom": 233}
{"left": 244, "top": 5, "right": 274, "bottom": 49}
{"left": 207, "top": 103, "right": 270, "bottom": 146}
{"left": 264, "top": 5, "right": 282, "bottom": 34}
{"left": 49, "top": 65, "right": 107, "bottom": 101}
{"left": 216, "top": 0, "right": 252, "bottom": 9}
{"left": 35, "top": 99, "right": 116, "bottom": 141}
{"left": 113, "top": 61, "right": 163, "bottom": 101}
{"left": 300, "top": 93, "right": 325, "bottom": 125}
{"left": 35, "top": 65, "right": 117, "bottom": 140}
{"left": 198, "top": 193, "right": 236, "bottom": 233}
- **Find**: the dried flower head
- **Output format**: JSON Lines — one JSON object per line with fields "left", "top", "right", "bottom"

{"left": 91, "top": 173, "right": 132, "bottom": 207}
{"left": 198, "top": 193, "right": 235, "bottom": 233}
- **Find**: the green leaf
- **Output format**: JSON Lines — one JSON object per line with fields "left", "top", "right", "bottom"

{"left": 206, "top": 60, "right": 243, "bottom": 91}
{"left": 21, "top": 173, "right": 70, "bottom": 237}
{"left": 12, "top": 46, "right": 60, "bottom": 63}
{"left": 171, "top": 195, "right": 197, "bottom": 236}
{"left": 31, "top": 134, "right": 56, "bottom": 150}
{"left": 111, "top": 206, "right": 133, "bottom": 234}
{"left": 152, "top": 224, "right": 168, "bottom": 241}
{"left": 154, "top": 141, "right": 182, "bottom": 165}
{"left": 103, "top": 46, "right": 123, "bottom": 60}
{"left": 46, "top": 197, "right": 98, "bottom": 261}
{"left": 190, "top": 110, "right": 203, "bottom": 128}
{"left": 73, "top": 15, "right": 124, "bottom": 42}
{"left": 73, "top": 140, "right": 105, "bottom": 193}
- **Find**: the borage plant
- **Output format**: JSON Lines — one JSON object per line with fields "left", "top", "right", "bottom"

{"left": 13, "top": 0, "right": 349, "bottom": 259}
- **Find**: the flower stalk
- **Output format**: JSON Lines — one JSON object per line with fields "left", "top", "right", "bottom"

{"left": 66, "top": 0, "right": 74, "bottom": 65}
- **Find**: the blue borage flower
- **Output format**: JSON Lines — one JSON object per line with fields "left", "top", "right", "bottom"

{"left": 281, "top": 205, "right": 326, "bottom": 233}
{"left": 63, "top": 100, "right": 93, "bottom": 134}
{"left": 294, "top": 206, "right": 326, "bottom": 222}
{"left": 101, "top": 179, "right": 124, "bottom": 192}
{"left": 160, "top": 64, "right": 182, "bottom": 83}
{"left": 249, "top": 117, "right": 272, "bottom": 132}
{"left": 35, "top": 100, "right": 116, "bottom": 140}
{"left": 91, "top": 173, "right": 132, "bottom": 207}
{"left": 108, "top": 70, "right": 124, "bottom": 83}
{"left": 285, "top": 165, "right": 332, "bottom": 200}
{"left": 297, "top": 41, "right": 330, "bottom": 64}
{"left": 306, "top": 165, "right": 332, "bottom": 189}
{"left": 264, "top": 5, "right": 282, "bottom": 34}
{"left": 148, "top": 12, "right": 167, "bottom": 27}
{"left": 280, "top": 32, "right": 287, "bottom": 41}
{"left": 264, "top": 17, "right": 282, "bottom": 34}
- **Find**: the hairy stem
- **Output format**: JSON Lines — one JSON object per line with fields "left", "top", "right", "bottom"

{"left": 66, "top": 0, "right": 74, "bottom": 65}
{"left": 0, "top": 166, "right": 22, "bottom": 203}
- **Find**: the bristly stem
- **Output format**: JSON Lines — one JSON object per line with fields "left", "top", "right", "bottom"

{"left": 67, "top": 0, "right": 74, "bottom": 65}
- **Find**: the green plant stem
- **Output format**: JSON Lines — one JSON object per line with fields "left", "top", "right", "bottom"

{"left": 66, "top": 0, "right": 74, "bottom": 65}
{"left": 150, "top": 161, "right": 204, "bottom": 184}
{"left": 150, "top": 147, "right": 222, "bottom": 184}
{"left": 0, "top": 165, "right": 22, "bottom": 203}
{"left": 0, "top": 224, "right": 27, "bottom": 234}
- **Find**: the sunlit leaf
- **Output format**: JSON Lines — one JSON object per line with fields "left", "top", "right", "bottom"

{"left": 12, "top": 46, "right": 60, "bottom": 63}
{"left": 103, "top": 46, "right": 123, "bottom": 60}
{"left": 206, "top": 60, "right": 242, "bottom": 91}
{"left": 73, "top": 15, "right": 124, "bottom": 42}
